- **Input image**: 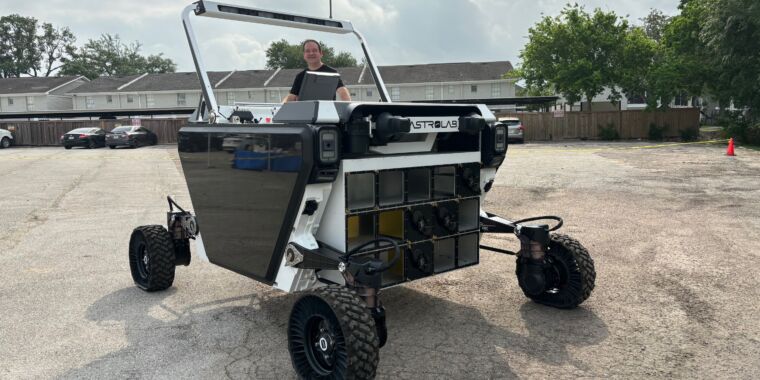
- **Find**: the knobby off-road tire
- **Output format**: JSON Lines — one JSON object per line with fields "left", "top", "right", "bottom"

{"left": 516, "top": 233, "right": 596, "bottom": 308}
{"left": 288, "top": 285, "right": 379, "bottom": 380}
{"left": 129, "top": 225, "right": 175, "bottom": 291}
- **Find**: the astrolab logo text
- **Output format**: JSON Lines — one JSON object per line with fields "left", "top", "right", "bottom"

{"left": 411, "top": 120, "right": 458, "bottom": 129}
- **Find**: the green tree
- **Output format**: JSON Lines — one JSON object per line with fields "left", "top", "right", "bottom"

{"left": 265, "top": 39, "right": 358, "bottom": 69}
{"left": 519, "top": 5, "right": 631, "bottom": 110}
{"left": 0, "top": 14, "right": 41, "bottom": 78}
{"left": 60, "top": 34, "right": 176, "bottom": 79}
{"left": 701, "top": 0, "right": 760, "bottom": 117}
{"left": 640, "top": 9, "right": 671, "bottom": 42}
{"left": 35, "top": 23, "right": 77, "bottom": 77}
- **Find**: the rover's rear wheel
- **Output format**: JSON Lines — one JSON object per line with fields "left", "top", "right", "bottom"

{"left": 516, "top": 233, "right": 595, "bottom": 308}
{"left": 129, "top": 225, "right": 175, "bottom": 291}
{"left": 288, "top": 285, "right": 379, "bottom": 379}
{"left": 1, "top": 137, "right": 10, "bottom": 149}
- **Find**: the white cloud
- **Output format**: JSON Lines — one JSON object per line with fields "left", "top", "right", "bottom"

{"left": 199, "top": 34, "right": 268, "bottom": 70}
{"left": 0, "top": 0, "right": 681, "bottom": 73}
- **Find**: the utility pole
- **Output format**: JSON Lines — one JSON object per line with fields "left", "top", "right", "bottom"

{"left": 329, "top": 0, "right": 332, "bottom": 18}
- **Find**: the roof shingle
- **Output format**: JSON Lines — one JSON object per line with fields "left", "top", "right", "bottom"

{"left": 0, "top": 76, "right": 85, "bottom": 95}
{"left": 60, "top": 61, "right": 513, "bottom": 94}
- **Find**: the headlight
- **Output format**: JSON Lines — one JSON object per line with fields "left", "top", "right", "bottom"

{"left": 494, "top": 124, "right": 507, "bottom": 153}
{"left": 318, "top": 128, "right": 338, "bottom": 164}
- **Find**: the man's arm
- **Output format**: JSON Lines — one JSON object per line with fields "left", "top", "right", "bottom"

{"left": 283, "top": 94, "right": 298, "bottom": 103}
{"left": 336, "top": 86, "right": 351, "bottom": 101}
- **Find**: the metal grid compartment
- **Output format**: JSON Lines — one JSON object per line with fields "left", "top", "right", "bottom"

{"left": 378, "top": 209, "right": 404, "bottom": 240}
{"left": 433, "top": 238, "right": 456, "bottom": 273}
{"left": 380, "top": 248, "right": 404, "bottom": 286}
{"left": 379, "top": 170, "right": 404, "bottom": 206}
{"left": 457, "top": 233, "right": 479, "bottom": 267}
{"left": 346, "top": 172, "right": 375, "bottom": 210}
{"left": 347, "top": 214, "right": 375, "bottom": 251}
{"left": 458, "top": 198, "right": 480, "bottom": 232}
{"left": 433, "top": 166, "right": 456, "bottom": 199}
{"left": 407, "top": 168, "right": 431, "bottom": 202}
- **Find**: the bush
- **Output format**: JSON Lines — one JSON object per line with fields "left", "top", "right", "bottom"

{"left": 720, "top": 111, "right": 760, "bottom": 145}
{"left": 648, "top": 123, "right": 666, "bottom": 141}
{"left": 679, "top": 127, "right": 699, "bottom": 142}
{"left": 746, "top": 123, "right": 760, "bottom": 146}
{"left": 598, "top": 123, "right": 620, "bottom": 140}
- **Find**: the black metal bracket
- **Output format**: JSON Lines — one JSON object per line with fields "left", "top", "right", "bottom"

{"left": 480, "top": 212, "right": 517, "bottom": 234}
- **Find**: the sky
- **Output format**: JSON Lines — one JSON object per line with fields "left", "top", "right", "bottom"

{"left": 0, "top": 0, "right": 681, "bottom": 73}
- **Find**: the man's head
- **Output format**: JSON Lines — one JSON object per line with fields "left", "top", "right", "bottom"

{"left": 302, "top": 39, "right": 323, "bottom": 68}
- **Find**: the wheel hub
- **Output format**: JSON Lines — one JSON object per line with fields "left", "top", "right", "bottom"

{"left": 314, "top": 323, "right": 335, "bottom": 360}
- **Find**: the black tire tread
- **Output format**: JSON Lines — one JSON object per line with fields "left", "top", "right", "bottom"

{"left": 0, "top": 137, "right": 10, "bottom": 148}
{"left": 516, "top": 233, "right": 596, "bottom": 308}
{"left": 290, "top": 285, "right": 379, "bottom": 379}
{"left": 129, "top": 225, "right": 175, "bottom": 291}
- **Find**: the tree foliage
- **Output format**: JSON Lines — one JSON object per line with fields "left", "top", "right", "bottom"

{"left": 0, "top": 14, "right": 42, "bottom": 78}
{"left": 518, "top": 5, "right": 635, "bottom": 110}
{"left": 516, "top": 1, "right": 760, "bottom": 116}
{"left": 37, "top": 23, "right": 77, "bottom": 77}
{"left": 640, "top": 9, "right": 671, "bottom": 42}
{"left": 0, "top": 14, "right": 77, "bottom": 78}
{"left": 700, "top": 0, "right": 760, "bottom": 116}
{"left": 265, "top": 39, "right": 358, "bottom": 69}
{"left": 60, "top": 34, "right": 176, "bottom": 79}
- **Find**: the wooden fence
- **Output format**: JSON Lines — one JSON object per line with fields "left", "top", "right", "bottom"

{"left": 497, "top": 108, "right": 700, "bottom": 141}
{"left": 1, "top": 108, "right": 701, "bottom": 145}
{"left": 0, "top": 119, "right": 187, "bottom": 146}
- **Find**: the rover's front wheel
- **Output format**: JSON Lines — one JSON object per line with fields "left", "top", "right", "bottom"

{"left": 288, "top": 285, "right": 379, "bottom": 379}
{"left": 129, "top": 225, "right": 175, "bottom": 291}
{"left": 516, "top": 233, "right": 596, "bottom": 308}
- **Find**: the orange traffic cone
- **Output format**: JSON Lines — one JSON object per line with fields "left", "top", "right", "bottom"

{"left": 727, "top": 138, "right": 735, "bottom": 156}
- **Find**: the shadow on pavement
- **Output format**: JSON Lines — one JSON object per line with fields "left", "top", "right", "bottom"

{"left": 61, "top": 284, "right": 607, "bottom": 379}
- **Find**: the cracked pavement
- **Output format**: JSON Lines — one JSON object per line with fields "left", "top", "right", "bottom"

{"left": 0, "top": 142, "right": 758, "bottom": 379}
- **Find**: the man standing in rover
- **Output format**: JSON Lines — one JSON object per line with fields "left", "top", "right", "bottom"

{"left": 283, "top": 39, "right": 352, "bottom": 102}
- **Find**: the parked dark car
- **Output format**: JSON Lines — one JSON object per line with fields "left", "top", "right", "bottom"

{"left": 61, "top": 128, "right": 107, "bottom": 149}
{"left": 106, "top": 126, "right": 158, "bottom": 149}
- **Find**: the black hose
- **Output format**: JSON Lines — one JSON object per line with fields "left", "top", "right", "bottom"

{"left": 512, "top": 215, "right": 563, "bottom": 231}
{"left": 345, "top": 237, "right": 401, "bottom": 274}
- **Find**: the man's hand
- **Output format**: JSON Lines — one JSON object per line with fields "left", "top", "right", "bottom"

{"left": 337, "top": 87, "right": 352, "bottom": 101}
{"left": 283, "top": 94, "right": 298, "bottom": 103}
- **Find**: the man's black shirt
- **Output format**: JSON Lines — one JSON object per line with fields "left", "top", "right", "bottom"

{"left": 289, "top": 64, "right": 345, "bottom": 98}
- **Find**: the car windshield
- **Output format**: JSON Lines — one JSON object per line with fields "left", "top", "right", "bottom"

{"left": 501, "top": 120, "right": 520, "bottom": 126}
{"left": 68, "top": 128, "right": 93, "bottom": 134}
{"left": 111, "top": 127, "right": 132, "bottom": 134}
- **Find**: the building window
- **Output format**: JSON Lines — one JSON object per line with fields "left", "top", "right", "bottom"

{"left": 127, "top": 95, "right": 134, "bottom": 104}
{"left": 106, "top": 95, "right": 113, "bottom": 104}
{"left": 7, "top": 98, "right": 13, "bottom": 106}
{"left": 146, "top": 94, "right": 155, "bottom": 107}
{"left": 26, "top": 96, "right": 35, "bottom": 111}
{"left": 491, "top": 83, "right": 501, "bottom": 97}
{"left": 85, "top": 96, "right": 95, "bottom": 109}
{"left": 448, "top": 85, "right": 455, "bottom": 95}
{"left": 471, "top": 85, "right": 478, "bottom": 93}
{"left": 227, "top": 92, "right": 236, "bottom": 105}
{"left": 247, "top": 91, "right": 254, "bottom": 99}
{"left": 177, "top": 93, "right": 186, "bottom": 106}
{"left": 366, "top": 89, "right": 373, "bottom": 97}
{"left": 390, "top": 87, "right": 400, "bottom": 101}
{"left": 425, "top": 86, "right": 435, "bottom": 100}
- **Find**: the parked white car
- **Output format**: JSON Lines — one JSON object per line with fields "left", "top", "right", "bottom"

{"left": 0, "top": 129, "right": 13, "bottom": 149}
{"left": 498, "top": 117, "right": 524, "bottom": 143}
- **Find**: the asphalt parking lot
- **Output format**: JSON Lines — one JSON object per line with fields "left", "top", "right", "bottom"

{"left": 1, "top": 142, "right": 759, "bottom": 379}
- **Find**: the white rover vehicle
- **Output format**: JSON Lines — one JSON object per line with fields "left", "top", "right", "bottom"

{"left": 128, "top": 2, "right": 596, "bottom": 378}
